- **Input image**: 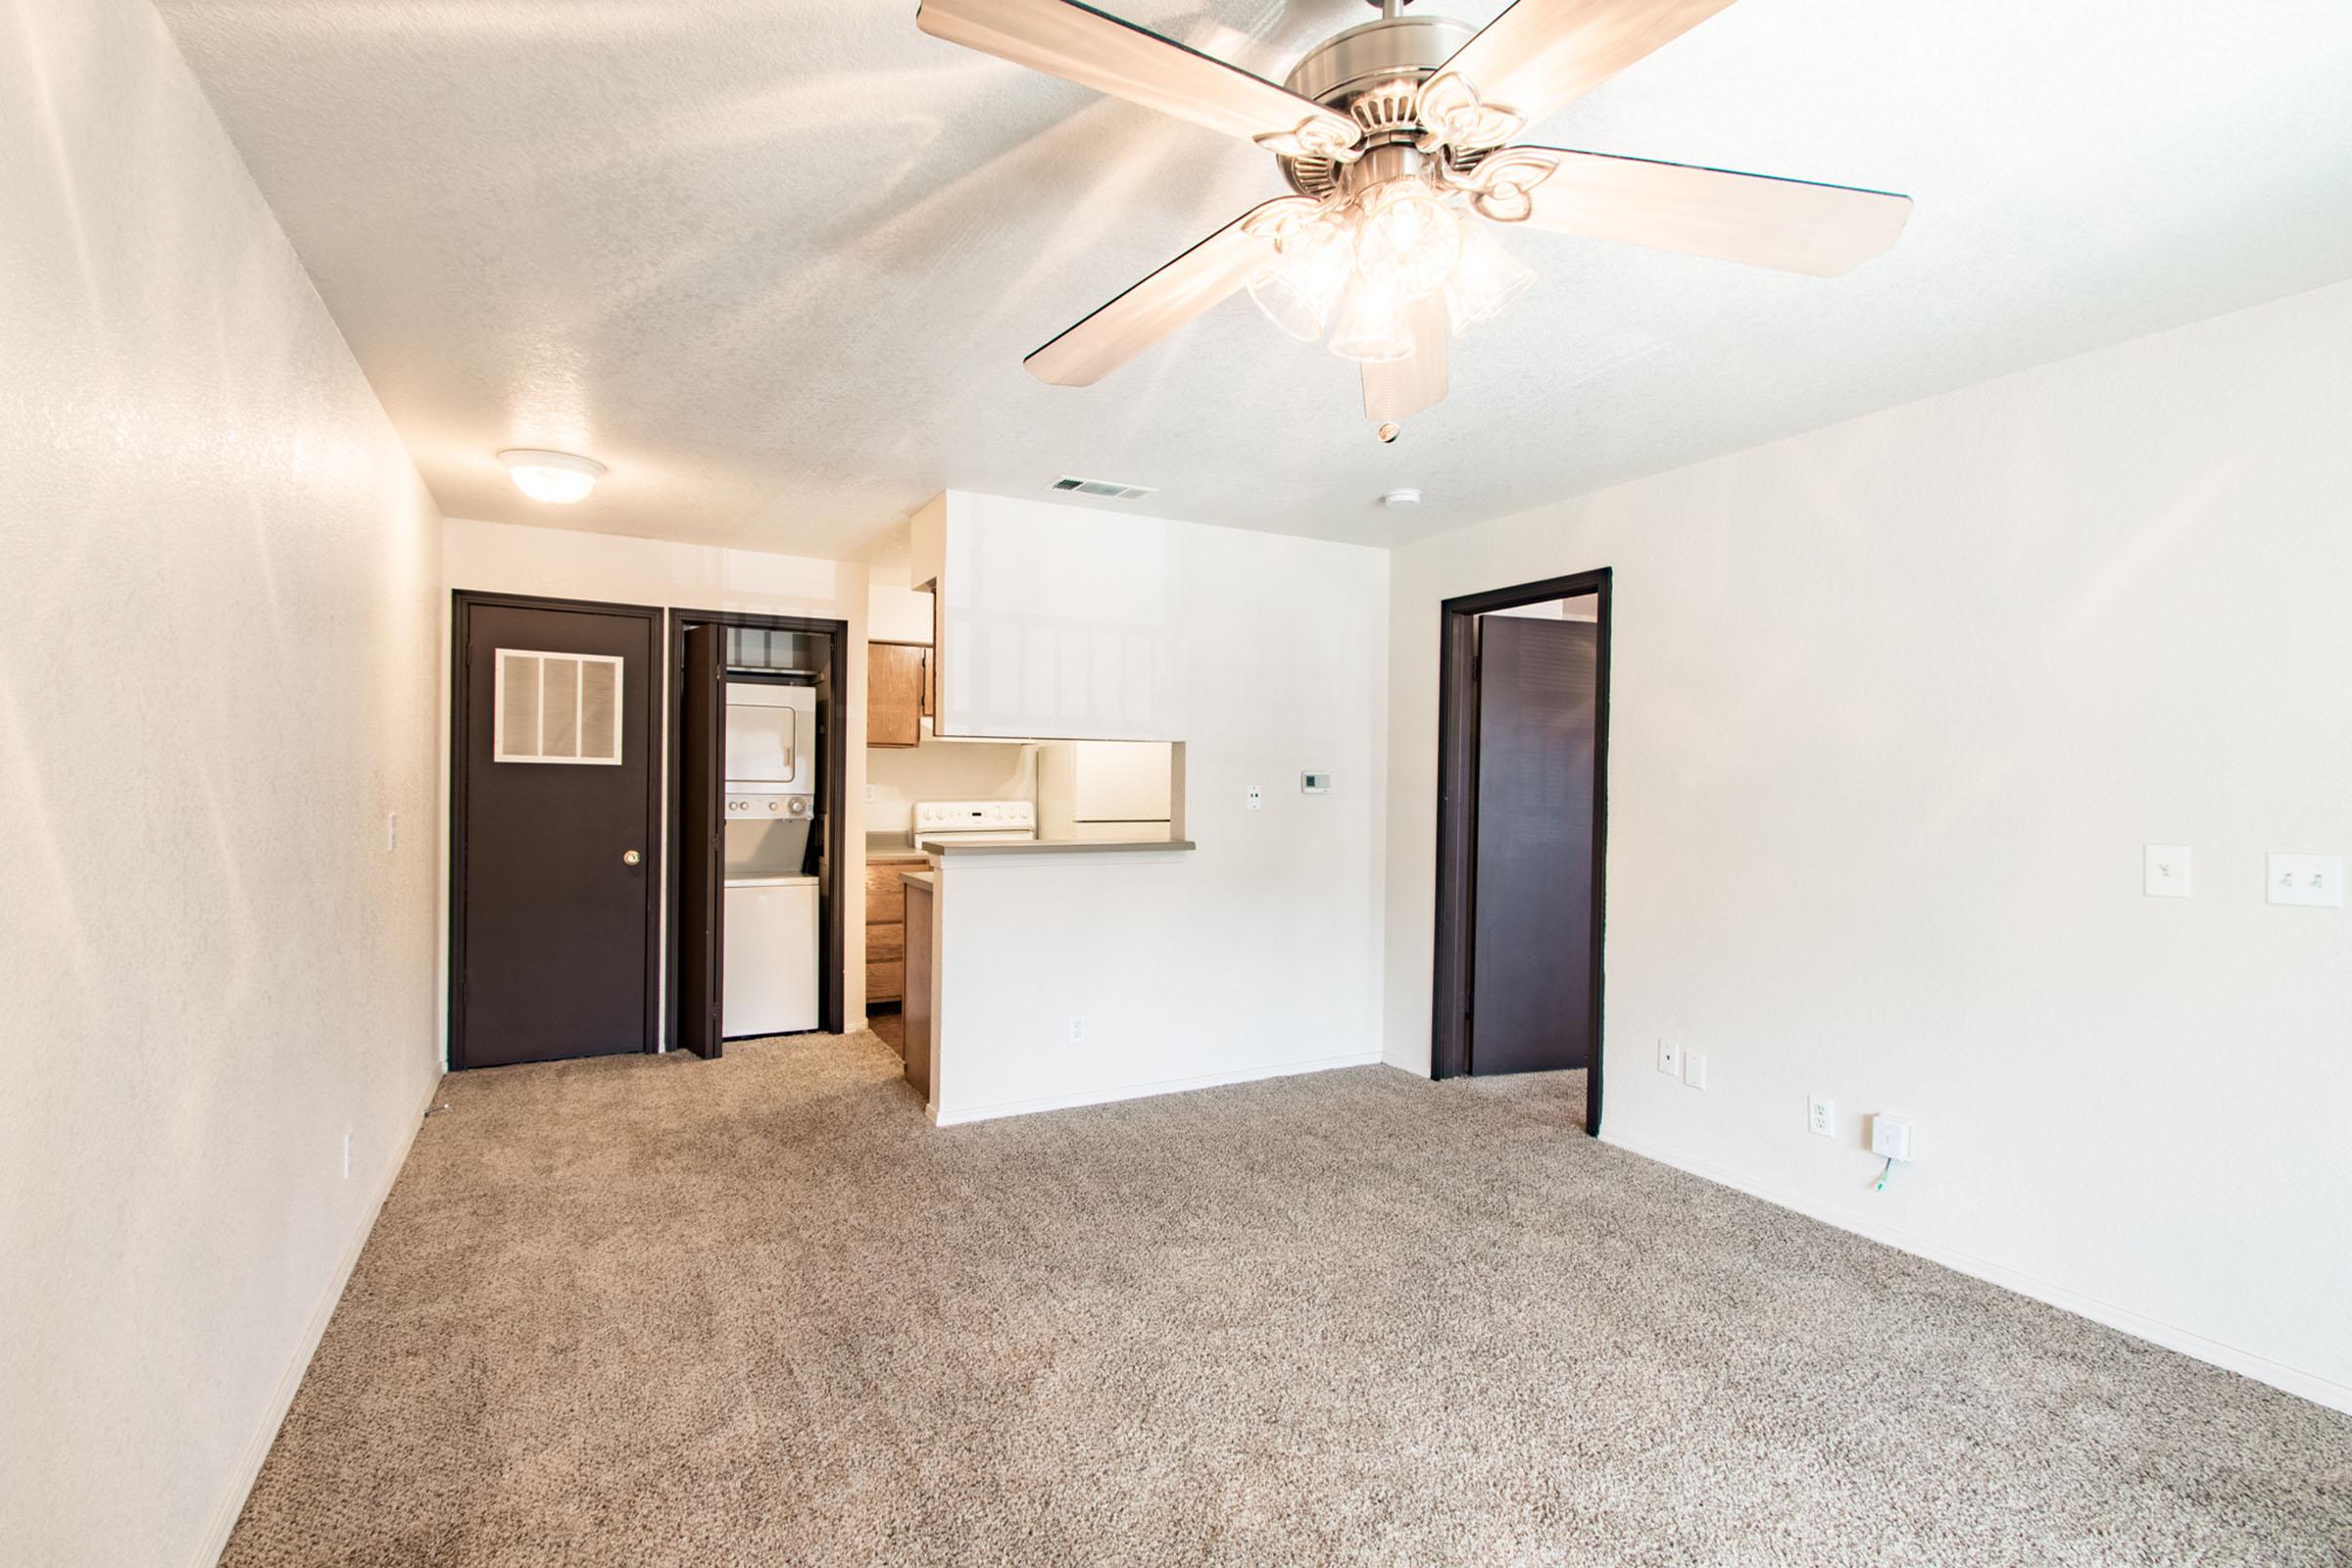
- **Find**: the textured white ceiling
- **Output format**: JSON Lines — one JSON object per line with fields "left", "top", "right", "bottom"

{"left": 156, "top": 0, "right": 2352, "bottom": 557}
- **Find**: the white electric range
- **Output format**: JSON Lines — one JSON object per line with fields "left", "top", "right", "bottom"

{"left": 911, "top": 799, "right": 1037, "bottom": 849}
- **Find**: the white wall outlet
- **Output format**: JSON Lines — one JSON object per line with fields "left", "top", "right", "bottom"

{"left": 1807, "top": 1095, "right": 1836, "bottom": 1138}
{"left": 864, "top": 783, "right": 877, "bottom": 804}
{"left": 2267, "top": 853, "right": 2344, "bottom": 908}
{"left": 341, "top": 1128, "right": 353, "bottom": 1180}
{"left": 385, "top": 811, "right": 399, "bottom": 853}
{"left": 1245, "top": 784, "right": 1262, "bottom": 811}
{"left": 1870, "top": 1115, "right": 1914, "bottom": 1162}
{"left": 2143, "top": 844, "right": 2189, "bottom": 898}
{"left": 1657, "top": 1038, "right": 1680, "bottom": 1076}
{"left": 1068, "top": 1016, "right": 1084, "bottom": 1043}
{"left": 1682, "top": 1052, "right": 1709, "bottom": 1091}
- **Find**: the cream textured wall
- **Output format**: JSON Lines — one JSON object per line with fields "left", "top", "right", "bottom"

{"left": 926, "top": 496, "right": 1390, "bottom": 1123}
{"left": 0, "top": 0, "right": 445, "bottom": 1562}
{"left": 440, "top": 516, "right": 873, "bottom": 1033}
{"left": 1384, "top": 279, "right": 2352, "bottom": 1411}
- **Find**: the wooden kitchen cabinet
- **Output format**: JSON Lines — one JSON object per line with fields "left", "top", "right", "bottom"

{"left": 868, "top": 643, "right": 927, "bottom": 748}
{"left": 864, "top": 856, "right": 921, "bottom": 1009}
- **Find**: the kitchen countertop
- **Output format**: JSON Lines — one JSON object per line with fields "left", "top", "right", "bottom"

{"left": 869, "top": 831, "right": 1193, "bottom": 859}
{"left": 926, "top": 838, "right": 1195, "bottom": 857}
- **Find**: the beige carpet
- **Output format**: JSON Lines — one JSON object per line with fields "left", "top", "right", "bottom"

{"left": 222, "top": 1033, "right": 2351, "bottom": 1566}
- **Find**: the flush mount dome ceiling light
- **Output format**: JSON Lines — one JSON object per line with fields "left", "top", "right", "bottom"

{"left": 498, "top": 449, "right": 606, "bottom": 504}
{"left": 916, "top": 0, "right": 1914, "bottom": 437}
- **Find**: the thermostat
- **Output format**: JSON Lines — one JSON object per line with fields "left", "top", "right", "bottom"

{"left": 1300, "top": 772, "right": 1332, "bottom": 794}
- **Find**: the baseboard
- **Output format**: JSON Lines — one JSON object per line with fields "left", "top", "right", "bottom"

{"left": 1602, "top": 1128, "right": 2352, "bottom": 1416}
{"left": 934, "top": 1050, "right": 1384, "bottom": 1127}
{"left": 189, "top": 1071, "right": 445, "bottom": 1567}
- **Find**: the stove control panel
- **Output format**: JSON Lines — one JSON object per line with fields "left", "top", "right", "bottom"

{"left": 912, "top": 799, "right": 1036, "bottom": 833}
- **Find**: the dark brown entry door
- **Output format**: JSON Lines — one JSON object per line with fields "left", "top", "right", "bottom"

{"left": 1469, "top": 616, "right": 1599, "bottom": 1075}
{"left": 675, "top": 622, "right": 724, "bottom": 1058}
{"left": 454, "top": 595, "right": 658, "bottom": 1068}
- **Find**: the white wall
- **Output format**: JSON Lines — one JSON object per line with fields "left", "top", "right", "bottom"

{"left": 0, "top": 1, "right": 445, "bottom": 1560}
{"left": 866, "top": 741, "right": 1034, "bottom": 835}
{"left": 927, "top": 497, "right": 1389, "bottom": 1123}
{"left": 441, "top": 516, "right": 874, "bottom": 1029}
{"left": 1384, "top": 279, "right": 2352, "bottom": 1411}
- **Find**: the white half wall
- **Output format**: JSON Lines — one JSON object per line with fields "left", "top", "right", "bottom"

{"left": 1, "top": 1, "right": 444, "bottom": 1561}
{"left": 440, "top": 516, "right": 874, "bottom": 1034}
{"left": 1384, "top": 279, "right": 2352, "bottom": 1410}
{"left": 925, "top": 496, "right": 1390, "bottom": 1123}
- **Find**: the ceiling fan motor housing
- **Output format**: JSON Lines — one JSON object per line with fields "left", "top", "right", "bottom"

{"left": 1279, "top": 13, "right": 1476, "bottom": 198}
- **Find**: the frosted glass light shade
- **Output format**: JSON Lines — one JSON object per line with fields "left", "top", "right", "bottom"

{"left": 1247, "top": 220, "right": 1354, "bottom": 342}
{"left": 499, "top": 449, "right": 606, "bottom": 504}
{"left": 1328, "top": 278, "right": 1415, "bottom": 364}
{"left": 1443, "top": 220, "right": 1537, "bottom": 335}
{"left": 1352, "top": 179, "right": 1462, "bottom": 300}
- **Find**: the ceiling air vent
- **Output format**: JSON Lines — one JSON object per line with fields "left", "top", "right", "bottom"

{"left": 1051, "top": 474, "right": 1155, "bottom": 502}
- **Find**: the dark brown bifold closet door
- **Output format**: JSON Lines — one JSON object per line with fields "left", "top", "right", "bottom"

{"left": 676, "top": 621, "right": 725, "bottom": 1057}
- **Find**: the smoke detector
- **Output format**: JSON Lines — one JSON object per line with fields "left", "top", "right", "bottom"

{"left": 1051, "top": 474, "right": 1155, "bottom": 501}
{"left": 1380, "top": 488, "right": 1422, "bottom": 510}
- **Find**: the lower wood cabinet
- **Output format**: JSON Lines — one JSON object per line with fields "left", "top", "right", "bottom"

{"left": 865, "top": 857, "right": 921, "bottom": 1008}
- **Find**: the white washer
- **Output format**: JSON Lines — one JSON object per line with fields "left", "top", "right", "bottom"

{"left": 722, "top": 874, "right": 818, "bottom": 1038}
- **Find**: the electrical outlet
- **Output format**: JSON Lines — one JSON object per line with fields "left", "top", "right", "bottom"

{"left": 1682, "top": 1052, "right": 1709, "bottom": 1091}
{"left": 864, "top": 783, "right": 877, "bottom": 804}
{"left": 384, "top": 811, "right": 399, "bottom": 853}
{"left": 2143, "top": 844, "right": 2188, "bottom": 898}
{"left": 1068, "top": 1016, "right": 1084, "bottom": 1043}
{"left": 2267, "top": 853, "right": 2345, "bottom": 908}
{"left": 1870, "top": 1115, "right": 1914, "bottom": 1161}
{"left": 1245, "top": 784, "right": 1262, "bottom": 811}
{"left": 341, "top": 1128, "right": 353, "bottom": 1180}
{"left": 1807, "top": 1095, "right": 1836, "bottom": 1138}
{"left": 1657, "top": 1038, "right": 1680, "bottom": 1076}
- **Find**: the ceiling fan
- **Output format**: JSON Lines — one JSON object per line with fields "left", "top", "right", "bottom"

{"left": 916, "top": 0, "right": 1912, "bottom": 437}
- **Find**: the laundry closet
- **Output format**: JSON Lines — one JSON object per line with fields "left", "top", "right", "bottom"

{"left": 673, "top": 616, "right": 846, "bottom": 1055}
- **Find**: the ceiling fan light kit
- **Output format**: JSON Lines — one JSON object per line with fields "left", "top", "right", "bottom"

{"left": 916, "top": 0, "right": 1913, "bottom": 436}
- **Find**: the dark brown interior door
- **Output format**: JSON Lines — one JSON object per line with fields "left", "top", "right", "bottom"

{"left": 454, "top": 596, "right": 658, "bottom": 1068}
{"left": 676, "top": 622, "right": 724, "bottom": 1058}
{"left": 1469, "top": 615, "right": 1599, "bottom": 1075}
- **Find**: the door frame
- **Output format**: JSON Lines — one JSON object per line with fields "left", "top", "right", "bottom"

{"left": 448, "top": 589, "right": 665, "bottom": 1070}
{"left": 663, "top": 609, "right": 850, "bottom": 1044}
{"left": 1430, "top": 567, "right": 1612, "bottom": 1135}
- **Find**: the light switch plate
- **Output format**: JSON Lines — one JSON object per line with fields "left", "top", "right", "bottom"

{"left": 1682, "top": 1052, "right": 1708, "bottom": 1091}
{"left": 2268, "top": 854, "right": 2344, "bottom": 908}
{"left": 2143, "top": 844, "right": 2189, "bottom": 898}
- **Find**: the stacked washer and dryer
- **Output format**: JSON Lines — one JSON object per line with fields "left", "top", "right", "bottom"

{"left": 720, "top": 681, "right": 820, "bottom": 1037}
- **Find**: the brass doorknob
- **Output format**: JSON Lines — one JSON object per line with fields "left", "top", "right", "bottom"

{"left": 622, "top": 850, "right": 642, "bottom": 866}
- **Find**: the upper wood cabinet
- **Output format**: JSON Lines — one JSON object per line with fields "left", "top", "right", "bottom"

{"left": 868, "top": 642, "right": 927, "bottom": 748}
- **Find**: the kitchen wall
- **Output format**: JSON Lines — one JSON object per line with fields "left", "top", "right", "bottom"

{"left": 1384, "top": 278, "right": 2352, "bottom": 1411}
{"left": 441, "top": 516, "right": 874, "bottom": 1032}
{"left": 866, "top": 741, "right": 1036, "bottom": 835}
{"left": 924, "top": 495, "right": 1389, "bottom": 1123}
{"left": 0, "top": 0, "right": 445, "bottom": 1560}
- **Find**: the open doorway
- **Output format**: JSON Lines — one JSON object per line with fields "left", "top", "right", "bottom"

{"left": 1432, "top": 569, "right": 1610, "bottom": 1134}
{"left": 665, "top": 609, "right": 849, "bottom": 1055}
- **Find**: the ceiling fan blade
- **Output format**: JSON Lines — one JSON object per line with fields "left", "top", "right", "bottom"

{"left": 1438, "top": 0, "right": 1741, "bottom": 125}
{"left": 1025, "top": 199, "right": 1305, "bottom": 386}
{"left": 918, "top": 0, "right": 1359, "bottom": 156}
{"left": 1362, "top": 295, "right": 1449, "bottom": 423}
{"left": 1513, "top": 147, "right": 1912, "bottom": 275}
